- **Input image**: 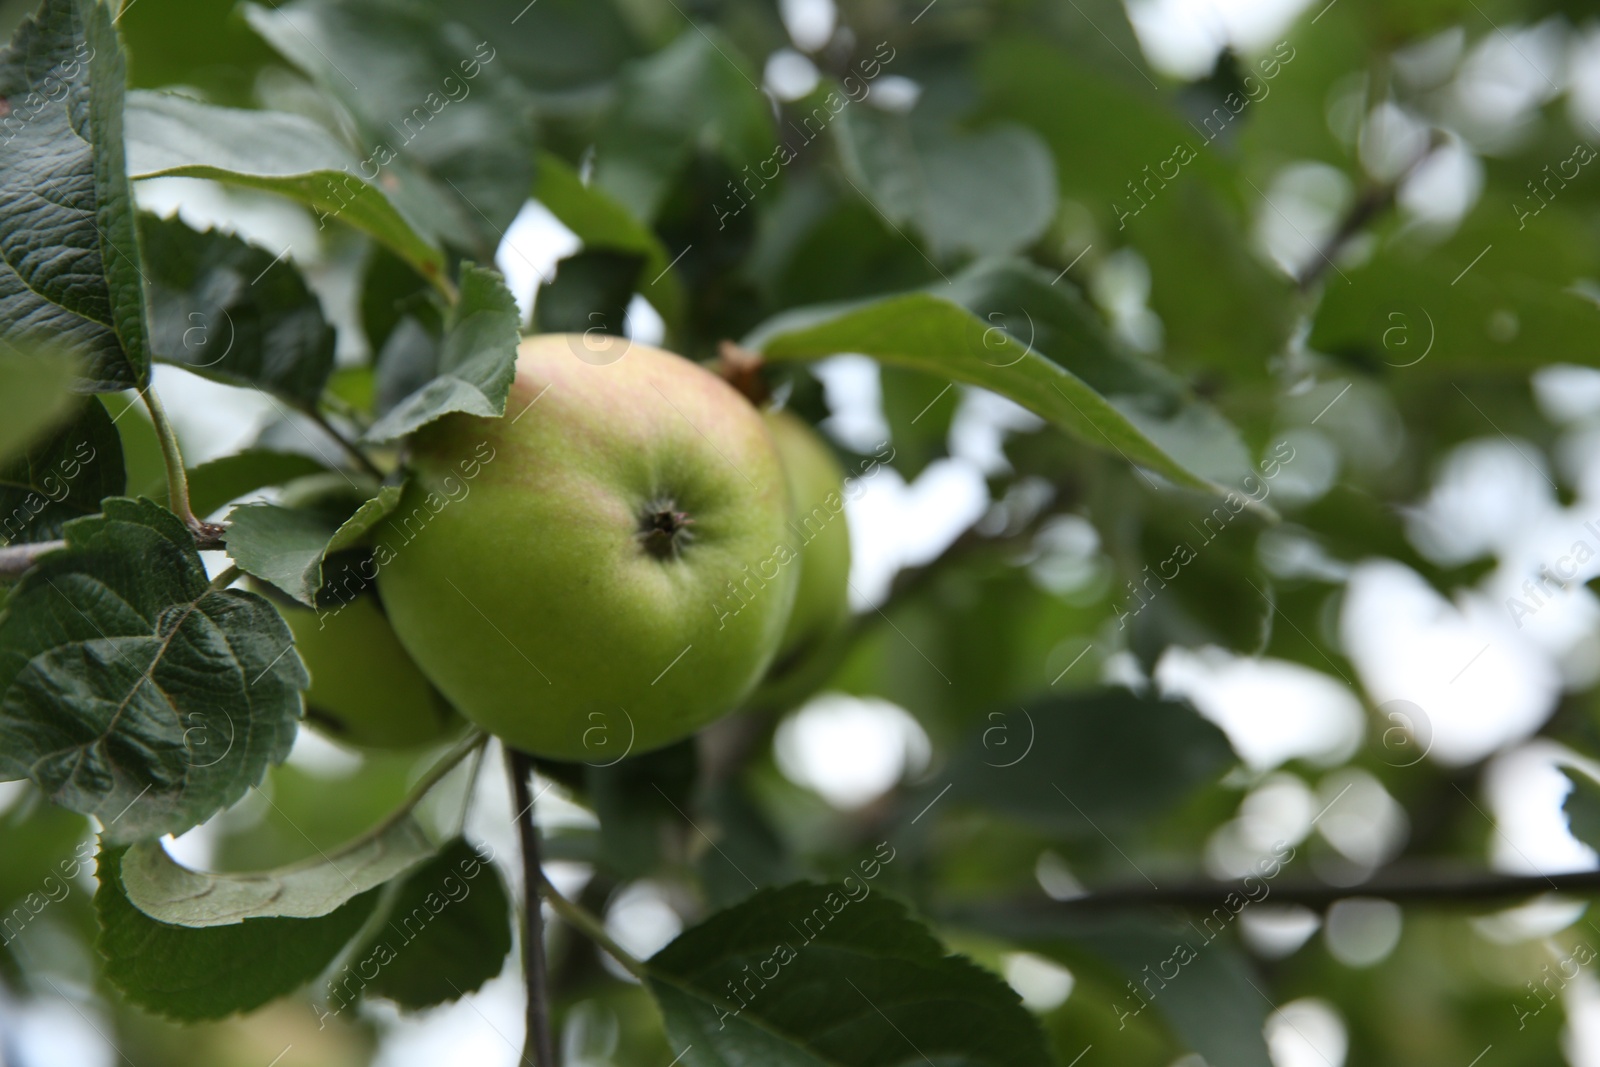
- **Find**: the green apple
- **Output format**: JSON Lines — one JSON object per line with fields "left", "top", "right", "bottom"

{"left": 766, "top": 409, "right": 852, "bottom": 663}
{"left": 269, "top": 573, "right": 460, "bottom": 749}
{"left": 374, "top": 334, "right": 797, "bottom": 760}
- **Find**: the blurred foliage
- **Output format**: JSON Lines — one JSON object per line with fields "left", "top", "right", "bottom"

{"left": 5, "top": 0, "right": 1600, "bottom": 1063}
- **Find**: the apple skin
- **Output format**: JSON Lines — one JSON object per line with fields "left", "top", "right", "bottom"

{"left": 765, "top": 409, "right": 852, "bottom": 662}
{"left": 374, "top": 335, "right": 798, "bottom": 761}
{"left": 276, "top": 587, "right": 460, "bottom": 749}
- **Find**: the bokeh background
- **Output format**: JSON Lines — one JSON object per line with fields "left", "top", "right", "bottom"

{"left": 8, "top": 0, "right": 1600, "bottom": 1064}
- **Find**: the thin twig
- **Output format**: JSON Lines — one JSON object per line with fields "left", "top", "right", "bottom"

{"left": 982, "top": 864, "right": 1600, "bottom": 915}
{"left": 1295, "top": 185, "right": 1393, "bottom": 292}
{"left": 369, "top": 730, "right": 486, "bottom": 841}
{"left": 538, "top": 869, "right": 647, "bottom": 979}
{"left": 307, "top": 408, "right": 386, "bottom": 481}
{"left": 506, "top": 747, "right": 558, "bottom": 1067}
{"left": 1295, "top": 133, "right": 1446, "bottom": 293}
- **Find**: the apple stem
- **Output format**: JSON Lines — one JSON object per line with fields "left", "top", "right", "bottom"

{"left": 716, "top": 340, "right": 770, "bottom": 407}
{"left": 506, "top": 746, "right": 559, "bottom": 1067}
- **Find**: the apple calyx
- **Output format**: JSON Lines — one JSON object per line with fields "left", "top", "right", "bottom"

{"left": 637, "top": 498, "right": 696, "bottom": 560}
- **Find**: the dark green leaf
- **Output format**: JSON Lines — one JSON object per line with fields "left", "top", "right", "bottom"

{"left": 373, "top": 316, "right": 440, "bottom": 418}
{"left": 879, "top": 365, "right": 957, "bottom": 480}
{"left": 185, "top": 449, "right": 331, "bottom": 520}
{"left": 0, "top": 498, "right": 307, "bottom": 843}
{"left": 948, "top": 260, "right": 1254, "bottom": 483}
{"left": 696, "top": 776, "right": 797, "bottom": 909}
{"left": 594, "top": 30, "right": 772, "bottom": 222}
{"left": 241, "top": 0, "right": 537, "bottom": 259}
{"left": 1310, "top": 205, "right": 1600, "bottom": 372}
{"left": 977, "top": 37, "right": 1297, "bottom": 381}
{"left": 96, "top": 846, "right": 379, "bottom": 1021}
{"left": 140, "top": 215, "right": 336, "bottom": 407}
{"left": 836, "top": 108, "right": 1057, "bottom": 261}
{"left": 534, "top": 152, "right": 685, "bottom": 330}
{"left": 647, "top": 882, "right": 1052, "bottom": 1067}
{"left": 418, "top": 0, "right": 641, "bottom": 91}
{"left": 360, "top": 244, "right": 441, "bottom": 362}
{"left": 364, "top": 265, "right": 520, "bottom": 442}
{"left": 533, "top": 249, "right": 646, "bottom": 338}
{"left": 1563, "top": 770, "right": 1600, "bottom": 851}
{"left": 224, "top": 485, "right": 402, "bottom": 607}
{"left": 116, "top": 0, "right": 278, "bottom": 105}
{"left": 586, "top": 739, "right": 696, "bottom": 880}
{"left": 967, "top": 909, "right": 1274, "bottom": 1067}
{"left": 0, "top": 397, "right": 124, "bottom": 546}
{"left": 0, "top": 0, "right": 150, "bottom": 391}
{"left": 942, "top": 688, "right": 1236, "bottom": 835}
{"left": 125, "top": 90, "right": 449, "bottom": 283}
{"left": 354, "top": 837, "right": 511, "bottom": 1009}
{"left": 746, "top": 261, "right": 1255, "bottom": 499}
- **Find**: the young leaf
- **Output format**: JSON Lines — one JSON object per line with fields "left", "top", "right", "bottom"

{"left": 0, "top": 397, "right": 124, "bottom": 546}
{"left": 224, "top": 485, "right": 403, "bottom": 607}
{"left": 364, "top": 265, "right": 520, "bottom": 442}
{"left": 125, "top": 91, "right": 449, "bottom": 285}
{"left": 140, "top": 215, "right": 336, "bottom": 407}
{"left": 0, "top": 498, "right": 307, "bottom": 843}
{"left": 0, "top": 0, "right": 151, "bottom": 391}
{"left": 241, "top": 0, "right": 537, "bottom": 260}
{"left": 118, "top": 815, "right": 434, "bottom": 926}
{"left": 96, "top": 846, "right": 379, "bottom": 1021}
{"left": 646, "top": 882, "right": 1052, "bottom": 1067}
{"left": 350, "top": 837, "right": 511, "bottom": 1010}
{"left": 746, "top": 262, "right": 1253, "bottom": 499}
